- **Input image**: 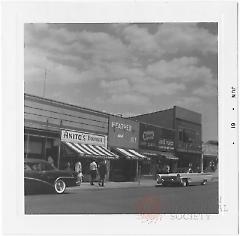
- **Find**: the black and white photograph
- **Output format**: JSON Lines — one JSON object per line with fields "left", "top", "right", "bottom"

{"left": 1, "top": 1, "right": 238, "bottom": 236}
{"left": 24, "top": 22, "right": 219, "bottom": 214}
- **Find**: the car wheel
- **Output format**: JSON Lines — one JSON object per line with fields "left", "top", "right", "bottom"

{"left": 181, "top": 179, "right": 188, "bottom": 187}
{"left": 54, "top": 179, "right": 66, "bottom": 194}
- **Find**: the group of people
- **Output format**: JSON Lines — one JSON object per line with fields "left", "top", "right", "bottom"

{"left": 48, "top": 155, "right": 108, "bottom": 186}
{"left": 72, "top": 159, "right": 107, "bottom": 187}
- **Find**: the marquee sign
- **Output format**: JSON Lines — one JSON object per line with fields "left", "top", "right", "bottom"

{"left": 139, "top": 123, "right": 174, "bottom": 151}
{"left": 61, "top": 129, "right": 107, "bottom": 147}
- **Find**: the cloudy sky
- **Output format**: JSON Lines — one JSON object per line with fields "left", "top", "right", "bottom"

{"left": 24, "top": 23, "right": 218, "bottom": 141}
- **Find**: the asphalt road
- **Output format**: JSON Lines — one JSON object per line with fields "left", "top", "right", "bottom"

{"left": 25, "top": 182, "right": 218, "bottom": 214}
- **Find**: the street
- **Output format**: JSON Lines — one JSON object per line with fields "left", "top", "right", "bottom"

{"left": 25, "top": 182, "right": 218, "bottom": 214}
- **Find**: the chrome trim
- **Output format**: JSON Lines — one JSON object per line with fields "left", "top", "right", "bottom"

{"left": 55, "top": 176, "right": 75, "bottom": 182}
{"left": 24, "top": 177, "right": 53, "bottom": 187}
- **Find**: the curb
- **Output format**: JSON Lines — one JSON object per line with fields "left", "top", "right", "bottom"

{"left": 67, "top": 181, "right": 155, "bottom": 191}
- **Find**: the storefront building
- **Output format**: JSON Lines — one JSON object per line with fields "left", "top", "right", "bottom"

{"left": 138, "top": 123, "right": 177, "bottom": 176}
{"left": 131, "top": 106, "right": 202, "bottom": 171}
{"left": 202, "top": 140, "right": 218, "bottom": 172}
{"left": 24, "top": 93, "right": 117, "bottom": 180}
{"left": 108, "top": 115, "right": 147, "bottom": 181}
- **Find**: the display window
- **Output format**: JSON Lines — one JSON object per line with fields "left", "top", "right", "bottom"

{"left": 24, "top": 133, "right": 59, "bottom": 166}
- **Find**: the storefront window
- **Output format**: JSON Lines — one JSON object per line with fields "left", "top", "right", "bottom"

{"left": 178, "top": 129, "right": 183, "bottom": 141}
{"left": 24, "top": 135, "right": 44, "bottom": 159}
{"left": 24, "top": 133, "right": 59, "bottom": 164}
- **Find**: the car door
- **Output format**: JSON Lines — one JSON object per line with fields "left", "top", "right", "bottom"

{"left": 187, "top": 173, "right": 203, "bottom": 185}
{"left": 25, "top": 162, "right": 52, "bottom": 194}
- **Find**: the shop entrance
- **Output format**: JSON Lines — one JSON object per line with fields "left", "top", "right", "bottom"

{"left": 110, "top": 158, "right": 137, "bottom": 182}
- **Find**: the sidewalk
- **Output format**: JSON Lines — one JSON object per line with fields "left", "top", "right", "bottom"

{"left": 68, "top": 174, "right": 218, "bottom": 191}
{"left": 68, "top": 179, "right": 155, "bottom": 191}
{"left": 210, "top": 169, "right": 218, "bottom": 182}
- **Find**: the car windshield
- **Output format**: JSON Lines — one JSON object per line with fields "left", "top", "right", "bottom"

{"left": 25, "top": 162, "right": 56, "bottom": 171}
{"left": 175, "top": 168, "right": 193, "bottom": 173}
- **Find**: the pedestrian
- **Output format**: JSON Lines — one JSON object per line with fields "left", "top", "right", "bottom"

{"left": 75, "top": 161, "right": 83, "bottom": 186}
{"left": 163, "top": 164, "right": 170, "bottom": 174}
{"left": 98, "top": 160, "right": 107, "bottom": 187}
{"left": 89, "top": 160, "right": 97, "bottom": 185}
{"left": 65, "top": 162, "right": 72, "bottom": 172}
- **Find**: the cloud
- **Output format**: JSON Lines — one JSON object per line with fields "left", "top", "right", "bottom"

{"left": 193, "top": 84, "right": 218, "bottom": 97}
{"left": 109, "top": 93, "right": 151, "bottom": 106}
{"left": 100, "top": 79, "right": 131, "bottom": 94}
{"left": 98, "top": 54, "right": 217, "bottom": 101}
{"left": 24, "top": 47, "right": 94, "bottom": 85}
{"left": 115, "top": 23, "right": 217, "bottom": 60}
{"left": 175, "top": 96, "right": 203, "bottom": 110}
{"left": 155, "top": 23, "right": 217, "bottom": 55}
{"left": 121, "top": 24, "right": 162, "bottom": 57}
{"left": 133, "top": 81, "right": 185, "bottom": 96}
{"left": 25, "top": 23, "right": 129, "bottom": 64}
{"left": 146, "top": 57, "right": 213, "bottom": 83}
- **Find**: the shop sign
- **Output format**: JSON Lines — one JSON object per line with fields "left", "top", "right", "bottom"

{"left": 61, "top": 129, "right": 106, "bottom": 147}
{"left": 108, "top": 115, "right": 139, "bottom": 149}
{"left": 139, "top": 123, "right": 174, "bottom": 151}
{"left": 143, "top": 131, "right": 154, "bottom": 141}
{"left": 177, "top": 142, "right": 202, "bottom": 153}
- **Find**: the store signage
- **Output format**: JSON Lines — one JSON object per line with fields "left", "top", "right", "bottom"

{"left": 139, "top": 123, "right": 174, "bottom": 151}
{"left": 61, "top": 129, "right": 106, "bottom": 147}
{"left": 177, "top": 143, "right": 202, "bottom": 153}
{"left": 112, "top": 121, "right": 132, "bottom": 132}
{"left": 143, "top": 131, "right": 154, "bottom": 141}
{"left": 108, "top": 115, "right": 139, "bottom": 149}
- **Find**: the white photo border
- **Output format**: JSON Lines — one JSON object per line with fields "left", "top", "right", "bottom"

{"left": 1, "top": 1, "right": 238, "bottom": 235}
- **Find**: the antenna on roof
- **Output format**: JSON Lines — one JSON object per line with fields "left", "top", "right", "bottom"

{"left": 43, "top": 68, "right": 47, "bottom": 98}
{"left": 43, "top": 68, "right": 50, "bottom": 98}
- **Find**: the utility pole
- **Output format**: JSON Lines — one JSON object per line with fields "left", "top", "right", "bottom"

{"left": 43, "top": 68, "right": 47, "bottom": 98}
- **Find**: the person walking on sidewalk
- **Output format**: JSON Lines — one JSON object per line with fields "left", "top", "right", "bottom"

{"left": 75, "top": 161, "right": 83, "bottom": 186}
{"left": 98, "top": 160, "right": 107, "bottom": 187}
{"left": 89, "top": 160, "right": 97, "bottom": 185}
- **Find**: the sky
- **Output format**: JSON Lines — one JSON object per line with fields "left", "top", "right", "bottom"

{"left": 24, "top": 23, "right": 218, "bottom": 142}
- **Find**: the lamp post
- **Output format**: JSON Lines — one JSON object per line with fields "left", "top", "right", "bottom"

{"left": 201, "top": 152, "right": 204, "bottom": 173}
{"left": 57, "top": 120, "right": 62, "bottom": 169}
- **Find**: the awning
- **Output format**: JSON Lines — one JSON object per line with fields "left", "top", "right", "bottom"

{"left": 158, "top": 151, "right": 178, "bottom": 160}
{"left": 140, "top": 150, "right": 178, "bottom": 160}
{"left": 112, "top": 147, "right": 150, "bottom": 160}
{"left": 64, "top": 142, "right": 118, "bottom": 160}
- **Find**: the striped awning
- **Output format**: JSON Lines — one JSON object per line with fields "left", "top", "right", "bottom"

{"left": 140, "top": 150, "right": 178, "bottom": 160}
{"left": 158, "top": 151, "right": 178, "bottom": 160}
{"left": 64, "top": 142, "right": 118, "bottom": 160}
{"left": 113, "top": 148, "right": 149, "bottom": 160}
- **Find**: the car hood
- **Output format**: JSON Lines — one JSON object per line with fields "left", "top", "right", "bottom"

{"left": 157, "top": 173, "right": 179, "bottom": 177}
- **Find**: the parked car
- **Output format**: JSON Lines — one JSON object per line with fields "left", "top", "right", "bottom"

{"left": 24, "top": 158, "right": 78, "bottom": 194}
{"left": 156, "top": 168, "right": 212, "bottom": 187}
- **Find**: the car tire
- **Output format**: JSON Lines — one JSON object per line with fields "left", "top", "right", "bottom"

{"left": 54, "top": 179, "right": 66, "bottom": 194}
{"left": 181, "top": 179, "right": 188, "bottom": 187}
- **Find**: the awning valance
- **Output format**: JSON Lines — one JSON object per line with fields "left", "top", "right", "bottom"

{"left": 158, "top": 151, "right": 178, "bottom": 160}
{"left": 112, "top": 148, "right": 150, "bottom": 160}
{"left": 64, "top": 142, "right": 118, "bottom": 160}
{"left": 140, "top": 150, "right": 178, "bottom": 160}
